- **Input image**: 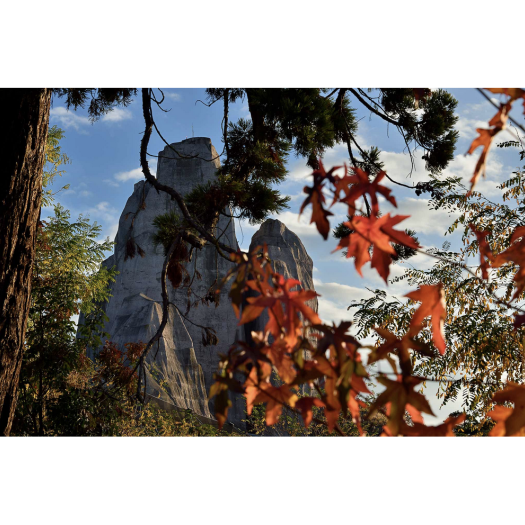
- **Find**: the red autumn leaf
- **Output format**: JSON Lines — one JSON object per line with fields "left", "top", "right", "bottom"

{"left": 406, "top": 283, "right": 447, "bottom": 355}
{"left": 413, "top": 88, "right": 432, "bottom": 108}
{"left": 239, "top": 275, "right": 321, "bottom": 348}
{"left": 513, "top": 313, "right": 525, "bottom": 330}
{"left": 208, "top": 380, "right": 232, "bottom": 430}
{"left": 488, "top": 382, "right": 525, "bottom": 436}
{"left": 371, "top": 327, "right": 435, "bottom": 376}
{"left": 220, "top": 244, "right": 272, "bottom": 317}
{"left": 347, "top": 391, "right": 366, "bottom": 436}
{"left": 314, "top": 320, "right": 359, "bottom": 362}
{"left": 295, "top": 396, "right": 325, "bottom": 428}
{"left": 264, "top": 339, "right": 297, "bottom": 384}
{"left": 333, "top": 214, "right": 419, "bottom": 283}
{"left": 385, "top": 413, "right": 466, "bottom": 437}
{"left": 486, "top": 88, "right": 525, "bottom": 101}
{"left": 341, "top": 167, "right": 397, "bottom": 215}
{"left": 300, "top": 160, "right": 341, "bottom": 240}
{"left": 491, "top": 226, "right": 525, "bottom": 300}
{"left": 469, "top": 225, "right": 494, "bottom": 280}
{"left": 466, "top": 100, "right": 511, "bottom": 194}
{"left": 368, "top": 375, "right": 434, "bottom": 436}
{"left": 244, "top": 370, "right": 298, "bottom": 426}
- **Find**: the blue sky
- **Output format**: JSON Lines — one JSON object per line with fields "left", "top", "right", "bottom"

{"left": 46, "top": 88, "right": 524, "bottom": 422}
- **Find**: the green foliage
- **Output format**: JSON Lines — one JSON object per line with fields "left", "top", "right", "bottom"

{"left": 379, "top": 88, "right": 459, "bottom": 173}
{"left": 152, "top": 210, "right": 182, "bottom": 255}
{"left": 42, "top": 126, "right": 70, "bottom": 207}
{"left": 53, "top": 89, "right": 137, "bottom": 122}
{"left": 13, "top": 204, "right": 117, "bottom": 436}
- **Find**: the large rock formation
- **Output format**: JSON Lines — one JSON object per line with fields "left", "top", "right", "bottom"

{"left": 81, "top": 138, "right": 318, "bottom": 429}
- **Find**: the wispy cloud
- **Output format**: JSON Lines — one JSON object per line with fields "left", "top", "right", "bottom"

{"left": 114, "top": 167, "right": 144, "bottom": 182}
{"left": 108, "top": 163, "right": 156, "bottom": 186}
{"left": 50, "top": 107, "right": 90, "bottom": 132}
{"left": 101, "top": 108, "right": 132, "bottom": 122}
{"left": 165, "top": 91, "right": 182, "bottom": 101}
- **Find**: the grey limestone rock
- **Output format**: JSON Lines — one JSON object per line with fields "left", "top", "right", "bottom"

{"left": 81, "top": 139, "right": 318, "bottom": 430}
{"left": 83, "top": 138, "right": 243, "bottom": 425}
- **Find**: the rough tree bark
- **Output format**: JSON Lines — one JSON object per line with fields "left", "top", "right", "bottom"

{"left": 0, "top": 88, "right": 51, "bottom": 436}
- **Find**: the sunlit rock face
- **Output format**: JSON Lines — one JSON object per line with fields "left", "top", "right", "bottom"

{"left": 79, "top": 139, "right": 317, "bottom": 429}
{"left": 81, "top": 138, "right": 243, "bottom": 425}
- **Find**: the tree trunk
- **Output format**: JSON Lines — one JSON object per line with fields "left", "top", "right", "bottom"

{"left": 0, "top": 88, "right": 51, "bottom": 436}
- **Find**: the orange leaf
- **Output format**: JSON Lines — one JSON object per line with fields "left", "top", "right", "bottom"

{"left": 387, "top": 413, "right": 466, "bottom": 436}
{"left": 484, "top": 87, "right": 525, "bottom": 102}
{"left": 245, "top": 374, "right": 298, "bottom": 426}
{"left": 295, "top": 397, "right": 325, "bottom": 428}
{"left": 368, "top": 375, "right": 434, "bottom": 436}
{"left": 371, "top": 327, "right": 435, "bottom": 376}
{"left": 488, "top": 382, "right": 525, "bottom": 436}
{"left": 333, "top": 214, "right": 419, "bottom": 283}
{"left": 239, "top": 275, "right": 321, "bottom": 348}
{"left": 491, "top": 226, "right": 525, "bottom": 300}
{"left": 264, "top": 339, "right": 297, "bottom": 384}
{"left": 406, "top": 283, "right": 447, "bottom": 355}
{"left": 469, "top": 225, "right": 494, "bottom": 280}
{"left": 413, "top": 88, "right": 432, "bottom": 108}
{"left": 341, "top": 168, "right": 397, "bottom": 215}
{"left": 300, "top": 160, "right": 340, "bottom": 240}
{"left": 466, "top": 99, "right": 511, "bottom": 194}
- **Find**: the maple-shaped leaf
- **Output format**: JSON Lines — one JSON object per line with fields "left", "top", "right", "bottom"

{"left": 244, "top": 369, "right": 298, "bottom": 426}
{"left": 368, "top": 375, "right": 435, "bottom": 436}
{"left": 208, "top": 380, "right": 232, "bottom": 430}
{"left": 300, "top": 160, "right": 340, "bottom": 240}
{"left": 488, "top": 382, "right": 525, "bottom": 436}
{"left": 486, "top": 88, "right": 525, "bottom": 101}
{"left": 371, "top": 327, "right": 435, "bottom": 376}
{"left": 413, "top": 88, "right": 432, "bottom": 108}
{"left": 314, "top": 321, "right": 359, "bottom": 362}
{"left": 239, "top": 275, "right": 321, "bottom": 348}
{"left": 466, "top": 101, "right": 511, "bottom": 194}
{"left": 295, "top": 396, "right": 325, "bottom": 428}
{"left": 263, "top": 339, "right": 297, "bottom": 384}
{"left": 491, "top": 226, "right": 525, "bottom": 300}
{"left": 219, "top": 245, "right": 272, "bottom": 317}
{"left": 333, "top": 214, "right": 419, "bottom": 283}
{"left": 469, "top": 225, "right": 494, "bottom": 280}
{"left": 406, "top": 283, "right": 447, "bottom": 355}
{"left": 347, "top": 391, "right": 366, "bottom": 436}
{"left": 514, "top": 313, "right": 525, "bottom": 330}
{"left": 385, "top": 413, "right": 465, "bottom": 437}
{"left": 341, "top": 167, "right": 397, "bottom": 215}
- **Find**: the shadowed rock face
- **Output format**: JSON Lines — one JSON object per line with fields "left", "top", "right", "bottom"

{"left": 80, "top": 139, "right": 318, "bottom": 429}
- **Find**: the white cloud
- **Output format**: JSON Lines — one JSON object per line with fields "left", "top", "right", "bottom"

{"left": 397, "top": 197, "right": 460, "bottom": 236}
{"left": 105, "top": 222, "right": 119, "bottom": 242}
{"left": 80, "top": 190, "right": 92, "bottom": 197}
{"left": 111, "top": 163, "right": 155, "bottom": 186}
{"left": 50, "top": 107, "right": 90, "bottom": 131}
{"left": 165, "top": 91, "right": 182, "bottom": 102}
{"left": 454, "top": 116, "right": 491, "bottom": 140}
{"left": 114, "top": 167, "right": 144, "bottom": 182}
{"left": 103, "top": 178, "right": 120, "bottom": 188}
{"left": 313, "top": 277, "right": 374, "bottom": 325}
{"left": 87, "top": 201, "right": 119, "bottom": 223}
{"left": 101, "top": 108, "right": 132, "bottom": 123}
